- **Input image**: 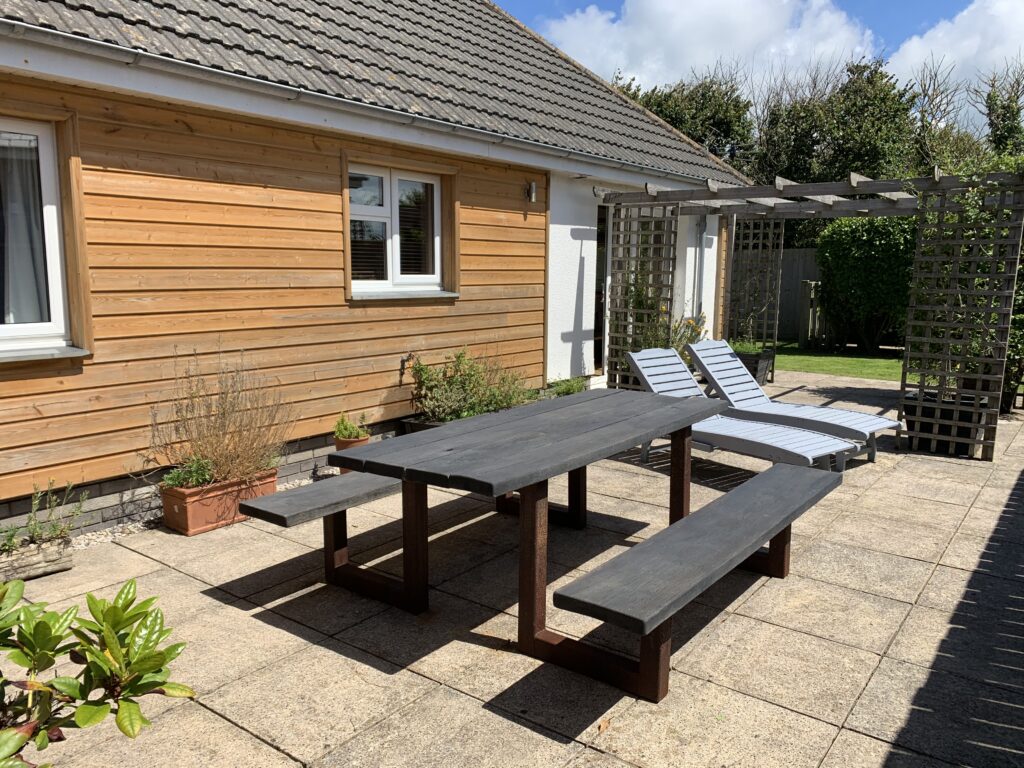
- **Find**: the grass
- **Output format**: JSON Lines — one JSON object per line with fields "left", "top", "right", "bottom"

{"left": 773, "top": 342, "right": 903, "bottom": 382}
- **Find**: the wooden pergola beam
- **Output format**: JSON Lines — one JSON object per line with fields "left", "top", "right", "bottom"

{"left": 849, "top": 172, "right": 913, "bottom": 201}
{"left": 674, "top": 195, "right": 917, "bottom": 219}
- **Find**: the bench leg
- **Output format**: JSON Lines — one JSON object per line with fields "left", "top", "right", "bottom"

{"left": 638, "top": 618, "right": 673, "bottom": 702}
{"left": 740, "top": 524, "right": 791, "bottom": 578}
{"left": 320, "top": 483, "right": 430, "bottom": 614}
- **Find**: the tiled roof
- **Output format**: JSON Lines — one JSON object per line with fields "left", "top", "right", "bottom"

{"left": 2, "top": 0, "right": 748, "bottom": 184}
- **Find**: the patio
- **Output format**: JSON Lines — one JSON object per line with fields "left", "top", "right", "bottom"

{"left": 21, "top": 370, "right": 1024, "bottom": 768}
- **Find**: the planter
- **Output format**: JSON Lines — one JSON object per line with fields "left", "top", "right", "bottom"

{"left": 0, "top": 539, "right": 72, "bottom": 581}
{"left": 333, "top": 434, "right": 370, "bottom": 474}
{"left": 160, "top": 469, "right": 277, "bottom": 536}
{"left": 735, "top": 349, "right": 776, "bottom": 385}
{"left": 903, "top": 392, "right": 988, "bottom": 457}
{"left": 400, "top": 416, "right": 444, "bottom": 434}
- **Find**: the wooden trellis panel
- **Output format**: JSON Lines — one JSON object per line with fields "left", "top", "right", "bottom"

{"left": 607, "top": 204, "right": 678, "bottom": 389}
{"left": 727, "top": 218, "right": 785, "bottom": 350}
{"left": 899, "top": 182, "right": 1024, "bottom": 460}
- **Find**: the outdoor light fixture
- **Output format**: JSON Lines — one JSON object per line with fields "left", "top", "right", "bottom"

{"left": 527, "top": 181, "right": 537, "bottom": 202}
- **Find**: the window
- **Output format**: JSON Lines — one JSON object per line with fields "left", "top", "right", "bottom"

{"left": 348, "top": 165, "right": 442, "bottom": 293}
{"left": 0, "top": 116, "right": 67, "bottom": 350}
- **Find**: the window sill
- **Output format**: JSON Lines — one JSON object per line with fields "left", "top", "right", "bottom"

{"left": 0, "top": 345, "right": 90, "bottom": 364}
{"left": 350, "top": 290, "right": 459, "bottom": 302}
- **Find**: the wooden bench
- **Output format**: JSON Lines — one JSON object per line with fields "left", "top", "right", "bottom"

{"left": 237, "top": 474, "right": 422, "bottom": 609}
{"left": 548, "top": 463, "right": 841, "bottom": 702}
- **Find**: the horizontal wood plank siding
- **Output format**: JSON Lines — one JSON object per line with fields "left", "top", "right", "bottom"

{"left": 0, "top": 76, "right": 548, "bottom": 499}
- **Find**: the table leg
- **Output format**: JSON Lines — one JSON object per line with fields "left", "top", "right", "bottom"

{"left": 402, "top": 480, "right": 430, "bottom": 613}
{"left": 517, "top": 480, "right": 548, "bottom": 655}
{"left": 566, "top": 467, "right": 587, "bottom": 529}
{"left": 669, "top": 426, "right": 692, "bottom": 524}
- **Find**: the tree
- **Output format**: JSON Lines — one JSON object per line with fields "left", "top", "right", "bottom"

{"left": 612, "top": 64, "right": 754, "bottom": 166}
{"left": 910, "top": 56, "right": 988, "bottom": 173}
{"left": 972, "top": 60, "right": 1024, "bottom": 154}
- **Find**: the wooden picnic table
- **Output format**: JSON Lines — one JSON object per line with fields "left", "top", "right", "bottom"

{"left": 327, "top": 388, "right": 726, "bottom": 664}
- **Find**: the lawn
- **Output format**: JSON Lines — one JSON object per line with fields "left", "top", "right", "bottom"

{"left": 773, "top": 342, "right": 903, "bottom": 382}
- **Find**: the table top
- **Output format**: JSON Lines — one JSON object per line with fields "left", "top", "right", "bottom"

{"left": 327, "top": 389, "right": 726, "bottom": 496}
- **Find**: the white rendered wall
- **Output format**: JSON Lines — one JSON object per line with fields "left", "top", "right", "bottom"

{"left": 546, "top": 173, "right": 600, "bottom": 381}
{"left": 673, "top": 214, "right": 720, "bottom": 331}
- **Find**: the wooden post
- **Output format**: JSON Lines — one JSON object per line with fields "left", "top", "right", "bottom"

{"left": 322, "top": 510, "right": 348, "bottom": 585}
{"left": 638, "top": 618, "right": 673, "bottom": 702}
{"left": 517, "top": 480, "right": 549, "bottom": 654}
{"left": 669, "top": 427, "right": 692, "bottom": 523}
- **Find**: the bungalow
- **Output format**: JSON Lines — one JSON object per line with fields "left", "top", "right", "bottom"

{"left": 0, "top": 0, "right": 746, "bottom": 524}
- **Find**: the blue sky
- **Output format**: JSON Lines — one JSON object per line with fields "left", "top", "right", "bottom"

{"left": 495, "top": 0, "right": 1022, "bottom": 90}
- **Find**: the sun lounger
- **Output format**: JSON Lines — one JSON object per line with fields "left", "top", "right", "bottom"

{"left": 628, "top": 348, "right": 858, "bottom": 471}
{"left": 687, "top": 339, "right": 900, "bottom": 461}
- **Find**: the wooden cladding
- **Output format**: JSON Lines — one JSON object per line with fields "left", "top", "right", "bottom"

{"left": 0, "top": 75, "right": 548, "bottom": 499}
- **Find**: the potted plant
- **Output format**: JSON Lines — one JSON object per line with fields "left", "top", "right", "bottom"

{"left": 333, "top": 413, "right": 370, "bottom": 474}
{"left": 148, "top": 355, "right": 293, "bottom": 536}
{"left": 0, "top": 578, "right": 194, "bottom": 763}
{"left": 730, "top": 339, "right": 776, "bottom": 385}
{"left": 406, "top": 350, "right": 532, "bottom": 431}
{"left": 0, "top": 481, "right": 86, "bottom": 581}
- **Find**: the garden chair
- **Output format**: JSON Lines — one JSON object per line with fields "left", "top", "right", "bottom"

{"left": 688, "top": 339, "right": 900, "bottom": 461}
{"left": 628, "top": 349, "right": 858, "bottom": 471}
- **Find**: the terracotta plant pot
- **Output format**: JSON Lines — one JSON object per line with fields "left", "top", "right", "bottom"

{"left": 160, "top": 469, "right": 277, "bottom": 536}
{"left": 0, "top": 539, "right": 72, "bottom": 581}
{"left": 333, "top": 434, "right": 370, "bottom": 474}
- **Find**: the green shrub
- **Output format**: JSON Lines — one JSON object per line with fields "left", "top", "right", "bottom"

{"left": 816, "top": 217, "right": 915, "bottom": 351}
{"left": 0, "top": 578, "right": 193, "bottom": 764}
{"left": 634, "top": 313, "right": 707, "bottom": 365}
{"left": 547, "top": 378, "right": 587, "bottom": 397}
{"left": 411, "top": 350, "right": 532, "bottom": 422}
{"left": 161, "top": 456, "right": 214, "bottom": 489}
{"left": 333, "top": 413, "right": 369, "bottom": 440}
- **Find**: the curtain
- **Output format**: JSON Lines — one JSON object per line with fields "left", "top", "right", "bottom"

{"left": 0, "top": 133, "right": 49, "bottom": 325}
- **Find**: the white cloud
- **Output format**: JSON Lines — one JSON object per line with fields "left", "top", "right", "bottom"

{"left": 888, "top": 0, "right": 1024, "bottom": 83}
{"left": 540, "top": 0, "right": 875, "bottom": 87}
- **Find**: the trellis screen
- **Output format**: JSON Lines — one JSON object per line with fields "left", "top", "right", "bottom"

{"left": 899, "top": 181, "right": 1024, "bottom": 460}
{"left": 607, "top": 204, "right": 678, "bottom": 389}
{"left": 727, "top": 218, "right": 785, "bottom": 350}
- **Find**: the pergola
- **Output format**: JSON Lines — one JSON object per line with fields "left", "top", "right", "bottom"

{"left": 601, "top": 171, "right": 1024, "bottom": 461}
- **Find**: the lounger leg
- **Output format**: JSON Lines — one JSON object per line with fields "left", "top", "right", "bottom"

{"left": 867, "top": 434, "right": 877, "bottom": 462}
{"left": 814, "top": 455, "right": 831, "bottom": 471}
{"left": 640, "top": 441, "right": 652, "bottom": 464}
{"left": 834, "top": 454, "right": 847, "bottom": 473}
{"left": 638, "top": 618, "right": 672, "bottom": 703}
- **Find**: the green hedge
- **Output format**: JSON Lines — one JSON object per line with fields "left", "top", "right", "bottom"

{"left": 816, "top": 217, "right": 915, "bottom": 351}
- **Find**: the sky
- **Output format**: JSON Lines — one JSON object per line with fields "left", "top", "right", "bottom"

{"left": 494, "top": 0, "right": 1024, "bottom": 88}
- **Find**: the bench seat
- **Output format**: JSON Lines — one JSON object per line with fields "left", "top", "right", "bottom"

{"left": 549, "top": 463, "right": 841, "bottom": 699}
{"left": 239, "top": 473, "right": 401, "bottom": 527}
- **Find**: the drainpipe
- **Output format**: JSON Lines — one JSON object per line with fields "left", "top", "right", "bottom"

{"left": 692, "top": 215, "right": 707, "bottom": 318}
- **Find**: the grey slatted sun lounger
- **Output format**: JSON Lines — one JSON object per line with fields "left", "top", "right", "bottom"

{"left": 628, "top": 348, "right": 858, "bottom": 471}
{"left": 687, "top": 339, "right": 900, "bottom": 461}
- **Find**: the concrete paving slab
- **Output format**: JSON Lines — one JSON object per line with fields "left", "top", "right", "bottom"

{"left": 821, "top": 511, "right": 953, "bottom": 562}
{"left": 845, "top": 488, "right": 969, "bottom": 530}
{"left": 736, "top": 575, "right": 910, "bottom": 653}
{"left": 792, "top": 539, "right": 933, "bottom": 602}
{"left": 847, "top": 657, "right": 1024, "bottom": 767}
{"left": 592, "top": 673, "right": 836, "bottom": 768}
{"left": 676, "top": 614, "right": 879, "bottom": 724}
{"left": 22, "top": 542, "right": 162, "bottom": 604}
{"left": 204, "top": 638, "right": 436, "bottom": 764}
{"left": 315, "top": 686, "right": 581, "bottom": 768}
{"left": 820, "top": 729, "right": 951, "bottom": 768}
{"left": 940, "top": 531, "right": 1024, "bottom": 581}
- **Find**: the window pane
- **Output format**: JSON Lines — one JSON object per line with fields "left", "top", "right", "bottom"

{"left": 349, "top": 173, "right": 384, "bottom": 207}
{"left": 350, "top": 219, "right": 388, "bottom": 281}
{"left": 397, "top": 179, "right": 435, "bottom": 275}
{"left": 0, "top": 130, "right": 49, "bottom": 324}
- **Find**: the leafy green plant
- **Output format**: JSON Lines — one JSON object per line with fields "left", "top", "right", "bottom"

{"left": 0, "top": 578, "right": 193, "bottom": 765}
{"left": 410, "top": 351, "right": 532, "bottom": 423}
{"left": 634, "top": 313, "right": 707, "bottom": 365}
{"left": 0, "top": 484, "right": 86, "bottom": 556}
{"left": 161, "top": 456, "right": 214, "bottom": 490}
{"left": 333, "top": 413, "right": 369, "bottom": 441}
{"left": 546, "top": 378, "right": 587, "bottom": 397}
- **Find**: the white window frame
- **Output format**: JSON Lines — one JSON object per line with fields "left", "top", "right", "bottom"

{"left": 0, "top": 116, "right": 68, "bottom": 351}
{"left": 349, "top": 164, "right": 442, "bottom": 294}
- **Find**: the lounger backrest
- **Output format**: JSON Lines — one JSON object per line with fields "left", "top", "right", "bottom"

{"left": 687, "top": 339, "right": 771, "bottom": 407}
{"left": 627, "top": 348, "right": 705, "bottom": 399}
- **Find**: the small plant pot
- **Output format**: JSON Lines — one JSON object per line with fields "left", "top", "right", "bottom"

{"left": 333, "top": 435, "right": 371, "bottom": 474}
{"left": 0, "top": 539, "right": 73, "bottom": 581}
{"left": 160, "top": 469, "right": 277, "bottom": 536}
{"left": 735, "top": 350, "right": 776, "bottom": 385}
